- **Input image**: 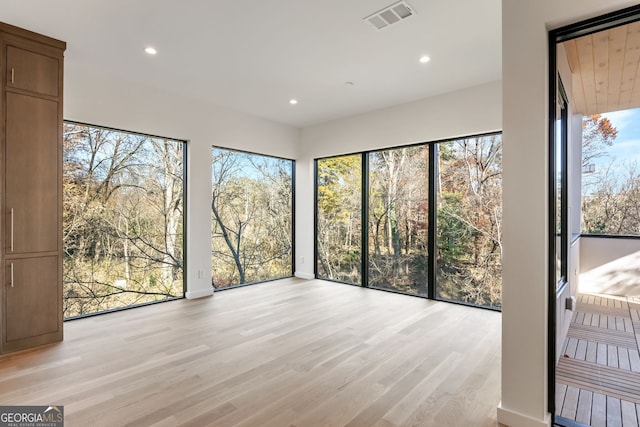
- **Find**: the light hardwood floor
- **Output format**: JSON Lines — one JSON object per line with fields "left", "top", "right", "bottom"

{"left": 0, "top": 278, "right": 502, "bottom": 427}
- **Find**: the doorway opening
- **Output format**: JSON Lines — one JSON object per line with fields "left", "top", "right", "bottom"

{"left": 550, "top": 5, "right": 640, "bottom": 426}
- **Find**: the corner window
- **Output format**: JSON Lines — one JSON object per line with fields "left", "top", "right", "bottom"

{"left": 211, "top": 147, "right": 294, "bottom": 289}
{"left": 314, "top": 132, "right": 502, "bottom": 309}
{"left": 63, "top": 122, "right": 186, "bottom": 318}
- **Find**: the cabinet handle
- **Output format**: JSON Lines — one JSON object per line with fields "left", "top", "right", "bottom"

{"left": 10, "top": 262, "right": 14, "bottom": 288}
{"left": 10, "top": 208, "right": 14, "bottom": 252}
{"left": 10, "top": 67, "right": 14, "bottom": 84}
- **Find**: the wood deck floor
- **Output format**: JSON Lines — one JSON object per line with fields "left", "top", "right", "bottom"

{"left": 556, "top": 293, "right": 640, "bottom": 426}
{"left": 0, "top": 278, "right": 502, "bottom": 427}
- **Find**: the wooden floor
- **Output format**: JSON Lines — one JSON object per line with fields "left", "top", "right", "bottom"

{"left": 556, "top": 293, "right": 640, "bottom": 426}
{"left": 0, "top": 278, "right": 502, "bottom": 427}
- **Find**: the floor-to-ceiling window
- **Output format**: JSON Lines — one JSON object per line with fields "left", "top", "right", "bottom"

{"left": 63, "top": 122, "right": 185, "bottom": 318}
{"left": 314, "top": 133, "right": 502, "bottom": 309}
{"left": 211, "top": 147, "right": 294, "bottom": 289}
{"left": 368, "top": 146, "right": 429, "bottom": 296}
{"left": 316, "top": 154, "right": 362, "bottom": 285}
{"left": 435, "top": 135, "right": 503, "bottom": 308}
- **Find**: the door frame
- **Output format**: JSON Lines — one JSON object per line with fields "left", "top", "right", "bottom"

{"left": 547, "top": 4, "right": 640, "bottom": 424}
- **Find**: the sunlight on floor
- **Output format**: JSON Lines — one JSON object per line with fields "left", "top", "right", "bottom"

{"left": 580, "top": 250, "right": 640, "bottom": 298}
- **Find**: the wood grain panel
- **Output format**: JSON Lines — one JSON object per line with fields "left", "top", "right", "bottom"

{"left": 5, "top": 92, "right": 59, "bottom": 254}
{"left": 560, "top": 20, "right": 640, "bottom": 115}
{"left": 4, "top": 256, "right": 59, "bottom": 342}
{"left": 6, "top": 46, "right": 59, "bottom": 96}
{"left": 607, "top": 25, "right": 627, "bottom": 112}
{"left": 577, "top": 35, "right": 598, "bottom": 114}
{"left": 592, "top": 31, "right": 609, "bottom": 113}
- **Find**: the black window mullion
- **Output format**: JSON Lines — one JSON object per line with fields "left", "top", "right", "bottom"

{"left": 362, "top": 152, "right": 369, "bottom": 287}
{"left": 428, "top": 144, "right": 437, "bottom": 300}
{"left": 560, "top": 93, "right": 569, "bottom": 283}
{"left": 313, "top": 159, "right": 319, "bottom": 279}
{"left": 291, "top": 160, "right": 297, "bottom": 277}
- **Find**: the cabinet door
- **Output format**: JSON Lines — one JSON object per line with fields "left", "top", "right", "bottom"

{"left": 6, "top": 46, "right": 59, "bottom": 97}
{"left": 4, "top": 256, "right": 60, "bottom": 345}
{"left": 5, "top": 92, "right": 59, "bottom": 254}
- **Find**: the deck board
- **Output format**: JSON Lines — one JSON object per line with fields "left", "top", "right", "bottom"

{"left": 567, "top": 323, "right": 637, "bottom": 349}
{"left": 630, "top": 350, "right": 640, "bottom": 372}
{"left": 592, "top": 392, "right": 607, "bottom": 427}
{"left": 621, "top": 400, "right": 637, "bottom": 426}
{"left": 577, "top": 301, "right": 629, "bottom": 317}
{"left": 586, "top": 341, "right": 598, "bottom": 364}
{"left": 619, "top": 348, "right": 631, "bottom": 371}
{"left": 576, "top": 389, "right": 592, "bottom": 425}
{"left": 558, "top": 292, "right": 640, "bottom": 425}
{"left": 556, "top": 383, "right": 567, "bottom": 416}
{"left": 556, "top": 358, "right": 640, "bottom": 403}
{"left": 607, "top": 396, "right": 622, "bottom": 426}
{"left": 576, "top": 340, "right": 587, "bottom": 360}
{"left": 561, "top": 385, "right": 580, "bottom": 419}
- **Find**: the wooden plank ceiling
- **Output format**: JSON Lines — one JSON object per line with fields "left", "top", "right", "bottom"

{"left": 562, "top": 21, "right": 640, "bottom": 115}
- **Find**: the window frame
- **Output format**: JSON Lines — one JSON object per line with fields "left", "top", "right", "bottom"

{"left": 313, "top": 131, "right": 502, "bottom": 311}
{"left": 62, "top": 120, "right": 187, "bottom": 320}
{"left": 210, "top": 146, "right": 296, "bottom": 290}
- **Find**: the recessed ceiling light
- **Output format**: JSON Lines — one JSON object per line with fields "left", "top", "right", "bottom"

{"left": 419, "top": 55, "right": 431, "bottom": 64}
{"left": 289, "top": 99, "right": 298, "bottom": 105}
{"left": 145, "top": 47, "right": 157, "bottom": 55}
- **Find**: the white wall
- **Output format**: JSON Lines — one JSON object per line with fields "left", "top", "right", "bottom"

{"left": 581, "top": 236, "right": 640, "bottom": 272}
{"left": 64, "top": 62, "right": 300, "bottom": 299}
{"left": 500, "top": 1, "right": 638, "bottom": 426}
{"left": 580, "top": 236, "right": 640, "bottom": 296}
{"left": 295, "top": 81, "right": 502, "bottom": 278}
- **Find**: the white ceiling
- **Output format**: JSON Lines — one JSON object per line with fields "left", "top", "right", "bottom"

{"left": 2, "top": 0, "right": 502, "bottom": 127}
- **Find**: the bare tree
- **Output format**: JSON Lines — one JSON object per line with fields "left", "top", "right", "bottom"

{"left": 211, "top": 148, "right": 293, "bottom": 287}
{"left": 63, "top": 123, "right": 184, "bottom": 317}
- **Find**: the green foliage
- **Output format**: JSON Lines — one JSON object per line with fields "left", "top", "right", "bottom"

{"left": 437, "top": 192, "right": 472, "bottom": 260}
{"left": 316, "top": 136, "right": 502, "bottom": 308}
{"left": 316, "top": 154, "right": 363, "bottom": 284}
{"left": 436, "top": 136, "right": 502, "bottom": 308}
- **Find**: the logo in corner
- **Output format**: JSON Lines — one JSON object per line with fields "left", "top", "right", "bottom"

{"left": 0, "top": 405, "right": 64, "bottom": 426}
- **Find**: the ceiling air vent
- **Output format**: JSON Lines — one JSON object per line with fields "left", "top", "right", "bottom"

{"left": 364, "top": 1, "right": 415, "bottom": 31}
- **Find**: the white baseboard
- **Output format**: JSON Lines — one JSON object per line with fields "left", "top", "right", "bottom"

{"left": 294, "top": 272, "right": 315, "bottom": 280}
{"left": 185, "top": 288, "right": 214, "bottom": 299}
{"left": 497, "top": 403, "right": 551, "bottom": 427}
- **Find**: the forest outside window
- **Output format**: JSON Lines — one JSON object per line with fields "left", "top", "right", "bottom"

{"left": 211, "top": 147, "right": 294, "bottom": 289}
{"left": 63, "top": 122, "right": 185, "bottom": 319}
{"left": 315, "top": 132, "right": 503, "bottom": 309}
{"left": 436, "top": 135, "right": 502, "bottom": 308}
{"left": 316, "top": 154, "right": 362, "bottom": 285}
{"left": 368, "top": 146, "right": 429, "bottom": 296}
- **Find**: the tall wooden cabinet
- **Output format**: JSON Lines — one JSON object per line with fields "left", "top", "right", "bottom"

{"left": 0, "top": 23, "right": 65, "bottom": 354}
